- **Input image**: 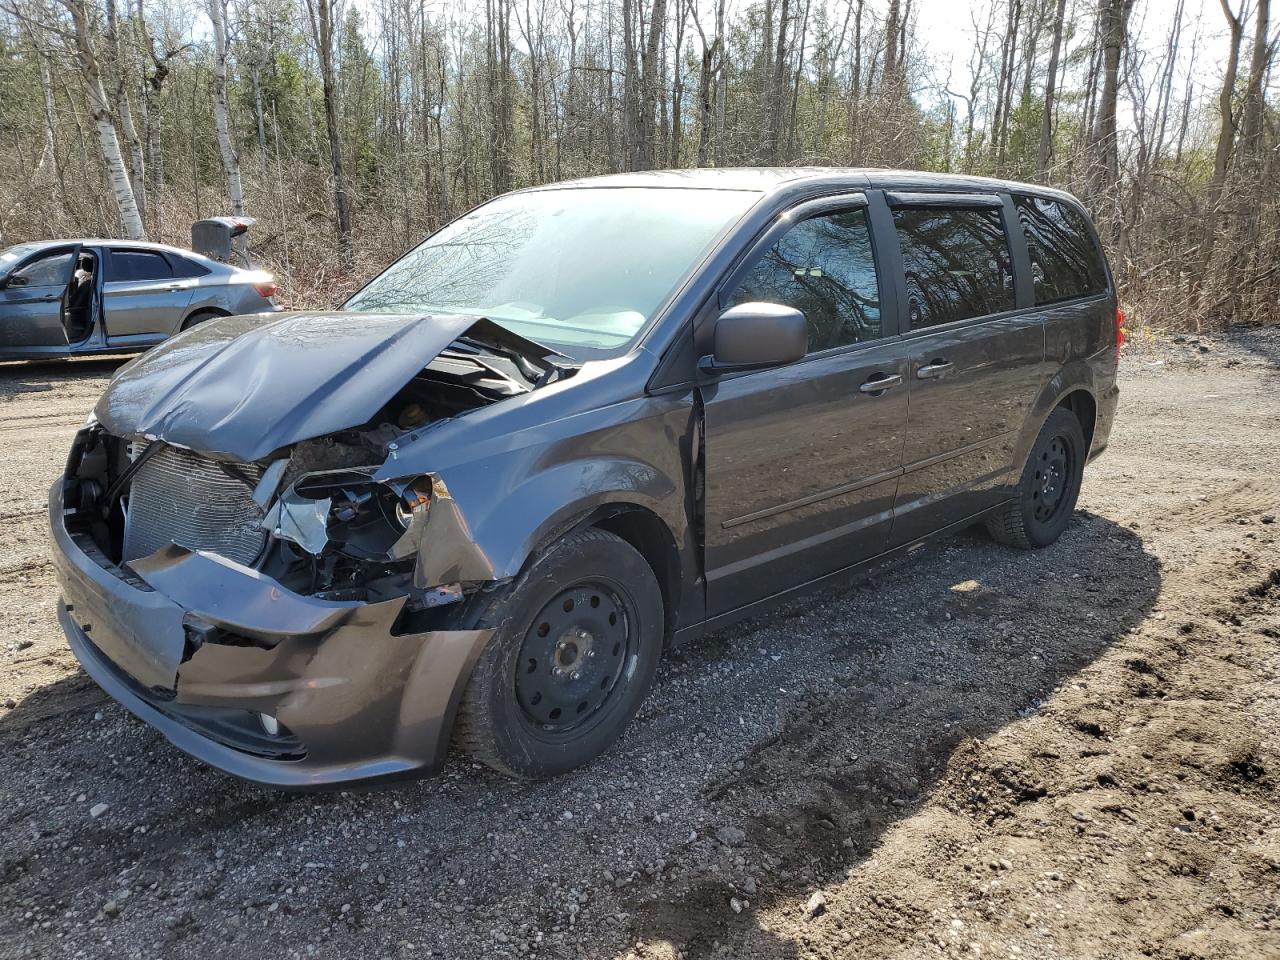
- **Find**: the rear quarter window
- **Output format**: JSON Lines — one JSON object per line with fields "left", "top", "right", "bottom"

{"left": 170, "top": 256, "right": 211, "bottom": 278}
{"left": 1015, "top": 196, "right": 1109, "bottom": 305}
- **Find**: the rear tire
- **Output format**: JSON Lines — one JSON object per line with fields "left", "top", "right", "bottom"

{"left": 986, "top": 407, "right": 1086, "bottom": 549}
{"left": 454, "top": 528, "right": 663, "bottom": 779}
{"left": 181, "top": 310, "right": 225, "bottom": 331}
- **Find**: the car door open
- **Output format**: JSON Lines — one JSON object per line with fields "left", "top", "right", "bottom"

{"left": 0, "top": 245, "right": 78, "bottom": 351}
{"left": 697, "top": 195, "right": 909, "bottom": 617}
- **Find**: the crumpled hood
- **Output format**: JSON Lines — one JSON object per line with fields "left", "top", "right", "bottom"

{"left": 94, "top": 311, "right": 549, "bottom": 462}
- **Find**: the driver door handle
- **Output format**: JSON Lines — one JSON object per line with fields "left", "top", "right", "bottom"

{"left": 859, "top": 373, "right": 904, "bottom": 394}
{"left": 916, "top": 359, "right": 954, "bottom": 379}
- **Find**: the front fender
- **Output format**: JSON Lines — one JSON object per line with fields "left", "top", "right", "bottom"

{"left": 391, "top": 391, "right": 695, "bottom": 591}
{"left": 431, "top": 458, "right": 680, "bottom": 588}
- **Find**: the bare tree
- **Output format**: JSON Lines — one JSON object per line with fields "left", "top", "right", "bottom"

{"left": 104, "top": 0, "right": 146, "bottom": 220}
{"left": 1196, "top": 0, "right": 1245, "bottom": 296}
{"left": 54, "top": 0, "right": 146, "bottom": 238}
{"left": 304, "top": 0, "right": 353, "bottom": 265}
{"left": 207, "top": 0, "right": 244, "bottom": 215}
{"left": 1090, "top": 0, "right": 1134, "bottom": 224}
{"left": 1037, "top": 0, "right": 1068, "bottom": 178}
{"left": 0, "top": 0, "right": 1277, "bottom": 329}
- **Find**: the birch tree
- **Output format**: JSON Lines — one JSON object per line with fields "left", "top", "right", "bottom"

{"left": 207, "top": 0, "right": 244, "bottom": 215}
{"left": 56, "top": 0, "right": 146, "bottom": 239}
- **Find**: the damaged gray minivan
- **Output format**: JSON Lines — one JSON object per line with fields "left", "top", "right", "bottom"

{"left": 50, "top": 169, "right": 1120, "bottom": 787}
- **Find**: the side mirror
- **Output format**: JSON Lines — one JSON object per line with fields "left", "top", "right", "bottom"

{"left": 5, "top": 275, "right": 28, "bottom": 289}
{"left": 698, "top": 302, "right": 808, "bottom": 375}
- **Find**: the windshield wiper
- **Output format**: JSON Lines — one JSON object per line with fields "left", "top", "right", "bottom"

{"left": 452, "top": 334, "right": 580, "bottom": 387}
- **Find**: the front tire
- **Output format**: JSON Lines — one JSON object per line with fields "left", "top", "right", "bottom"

{"left": 986, "top": 407, "right": 1086, "bottom": 549}
{"left": 454, "top": 528, "right": 663, "bottom": 779}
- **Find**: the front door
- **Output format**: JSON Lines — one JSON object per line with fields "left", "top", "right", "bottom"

{"left": 700, "top": 197, "right": 908, "bottom": 616}
{"left": 0, "top": 246, "right": 77, "bottom": 350}
{"left": 886, "top": 196, "right": 1047, "bottom": 545}
{"left": 103, "top": 248, "right": 195, "bottom": 341}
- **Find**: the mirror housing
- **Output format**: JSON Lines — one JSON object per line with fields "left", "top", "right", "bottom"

{"left": 5, "top": 274, "right": 28, "bottom": 289}
{"left": 698, "top": 302, "right": 808, "bottom": 375}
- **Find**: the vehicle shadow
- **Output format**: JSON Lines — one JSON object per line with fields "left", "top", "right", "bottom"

{"left": 622, "top": 510, "right": 1161, "bottom": 958}
{"left": 0, "top": 510, "right": 1159, "bottom": 959}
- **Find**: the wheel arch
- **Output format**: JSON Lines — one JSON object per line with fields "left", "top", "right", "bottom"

{"left": 519, "top": 501, "right": 683, "bottom": 644}
{"left": 1056, "top": 388, "right": 1097, "bottom": 454}
{"left": 1012, "top": 361, "right": 1098, "bottom": 474}
{"left": 180, "top": 305, "right": 230, "bottom": 330}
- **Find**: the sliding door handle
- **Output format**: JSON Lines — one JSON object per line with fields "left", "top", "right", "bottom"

{"left": 916, "top": 360, "right": 954, "bottom": 380}
{"left": 859, "top": 373, "right": 904, "bottom": 394}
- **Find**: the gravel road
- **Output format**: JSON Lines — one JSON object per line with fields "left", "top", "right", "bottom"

{"left": 1, "top": 331, "right": 1278, "bottom": 960}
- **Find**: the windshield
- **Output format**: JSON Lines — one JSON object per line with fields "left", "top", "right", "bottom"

{"left": 343, "top": 187, "right": 760, "bottom": 360}
{"left": 0, "top": 244, "right": 38, "bottom": 277}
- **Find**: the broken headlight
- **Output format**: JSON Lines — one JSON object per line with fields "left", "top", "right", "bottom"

{"left": 263, "top": 470, "right": 431, "bottom": 561}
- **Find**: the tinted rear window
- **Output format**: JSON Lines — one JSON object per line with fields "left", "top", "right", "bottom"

{"left": 1015, "top": 196, "right": 1108, "bottom": 305}
{"left": 170, "top": 256, "right": 211, "bottom": 278}
{"left": 893, "top": 206, "right": 1014, "bottom": 328}
{"left": 107, "top": 250, "right": 172, "bottom": 282}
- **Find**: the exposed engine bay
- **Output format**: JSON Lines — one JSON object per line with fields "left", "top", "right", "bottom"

{"left": 63, "top": 335, "right": 572, "bottom": 613}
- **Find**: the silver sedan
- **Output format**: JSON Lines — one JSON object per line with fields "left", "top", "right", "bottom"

{"left": 0, "top": 239, "right": 280, "bottom": 361}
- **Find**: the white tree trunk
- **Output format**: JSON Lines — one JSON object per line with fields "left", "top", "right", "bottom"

{"left": 58, "top": 0, "right": 146, "bottom": 239}
{"left": 106, "top": 0, "right": 146, "bottom": 221}
{"left": 91, "top": 84, "right": 146, "bottom": 239}
{"left": 208, "top": 0, "right": 245, "bottom": 215}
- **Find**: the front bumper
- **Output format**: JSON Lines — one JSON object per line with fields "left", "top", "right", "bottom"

{"left": 49, "top": 479, "right": 492, "bottom": 789}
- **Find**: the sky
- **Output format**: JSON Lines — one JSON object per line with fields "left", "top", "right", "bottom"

{"left": 910, "top": 0, "right": 1245, "bottom": 117}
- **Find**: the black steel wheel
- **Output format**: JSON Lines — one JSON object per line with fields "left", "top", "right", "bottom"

{"left": 454, "top": 528, "right": 663, "bottom": 779}
{"left": 514, "top": 582, "right": 635, "bottom": 737}
{"left": 1031, "top": 434, "right": 1072, "bottom": 525}
{"left": 986, "top": 407, "right": 1086, "bottom": 549}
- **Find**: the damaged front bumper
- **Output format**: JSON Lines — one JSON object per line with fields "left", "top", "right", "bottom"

{"left": 49, "top": 479, "right": 492, "bottom": 789}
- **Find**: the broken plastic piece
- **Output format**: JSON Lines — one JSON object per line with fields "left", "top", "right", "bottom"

{"left": 262, "top": 488, "right": 332, "bottom": 555}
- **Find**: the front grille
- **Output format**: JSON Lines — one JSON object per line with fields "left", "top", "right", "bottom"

{"left": 121, "top": 444, "right": 266, "bottom": 567}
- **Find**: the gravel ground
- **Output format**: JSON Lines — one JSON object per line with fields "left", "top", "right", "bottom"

{"left": 1, "top": 330, "right": 1278, "bottom": 960}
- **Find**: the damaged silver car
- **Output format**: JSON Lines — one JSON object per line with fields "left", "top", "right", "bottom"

{"left": 50, "top": 169, "right": 1119, "bottom": 787}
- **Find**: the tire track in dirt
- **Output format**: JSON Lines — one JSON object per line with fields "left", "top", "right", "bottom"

{"left": 0, "top": 414, "right": 84, "bottom": 436}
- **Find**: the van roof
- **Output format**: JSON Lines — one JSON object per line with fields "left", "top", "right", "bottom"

{"left": 530, "top": 167, "right": 1083, "bottom": 205}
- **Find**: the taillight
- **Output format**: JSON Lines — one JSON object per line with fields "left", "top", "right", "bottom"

{"left": 255, "top": 281, "right": 278, "bottom": 300}
{"left": 1115, "top": 307, "right": 1125, "bottom": 358}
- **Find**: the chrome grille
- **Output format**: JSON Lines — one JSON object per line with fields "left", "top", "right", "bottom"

{"left": 121, "top": 444, "right": 266, "bottom": 567}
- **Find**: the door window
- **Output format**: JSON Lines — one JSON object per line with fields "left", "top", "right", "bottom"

{"left": 727, "top": 208, "right": 882, "bottom": 352}
{"left": 107, "top": 250, "right": 172, "bottom": 283}
{"left": 893, "top": 206, "right": 1014, "bottom": 328}
{"left": 1014, "top": 196, "right": 1108, "bottom": 305}
{"left": 10, "top": 250, "right": 74, "bottom": 288}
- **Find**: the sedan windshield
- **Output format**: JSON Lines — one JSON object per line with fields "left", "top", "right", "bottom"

{"left": 344, "top": 187, "right": 760, "bottom": 360}
{"left": 0, "top": 243, "right": 38, "bottom": 275}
